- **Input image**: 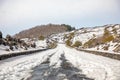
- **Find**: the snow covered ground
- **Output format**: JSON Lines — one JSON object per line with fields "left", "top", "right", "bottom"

{"left": 0, "top": 45, "right": 10, "bottom": 55}
{"left": 0, "top": 40, "right": 47, "bottom": 56}
{"left": 0, "top": 44, "right": 120, "bottom": 80}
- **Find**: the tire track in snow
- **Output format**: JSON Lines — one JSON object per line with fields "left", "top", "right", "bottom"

{"left": 27, "top": 52, "right": 94, "bottom": 80}
{"left": 0, "top": 48, "right": 59, "bottom": 80}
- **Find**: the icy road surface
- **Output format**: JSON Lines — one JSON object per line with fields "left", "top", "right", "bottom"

{"left": 0, "top": 44, "right": 120, "bottom": 80}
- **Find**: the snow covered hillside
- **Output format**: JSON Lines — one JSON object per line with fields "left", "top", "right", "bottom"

{"left": 0, "top": 44, "right": 120, "bottom": 80}
{"left": 51, "top": 24, "right": 120, "bottom": 54}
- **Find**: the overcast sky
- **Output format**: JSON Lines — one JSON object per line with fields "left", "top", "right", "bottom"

{"left": 0, "top": 0, "right": 120, "bottom": 36}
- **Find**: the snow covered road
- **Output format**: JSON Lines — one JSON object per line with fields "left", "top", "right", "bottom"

{"left": 0, "top": 44, "right": 120, "bottom": 80}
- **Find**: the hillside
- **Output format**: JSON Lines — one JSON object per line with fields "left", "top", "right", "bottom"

{"left": 14, "top": 24, "right": 75, "bottom": 39}
{"left": 50, "top": 24, "right": 120, "bottom": 53}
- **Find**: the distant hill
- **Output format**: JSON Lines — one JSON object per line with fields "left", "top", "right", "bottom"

{"left": 14, "top": 24, "right": 75, "bottom": 39}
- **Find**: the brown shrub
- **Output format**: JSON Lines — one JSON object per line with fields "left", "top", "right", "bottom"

{"left": 103, "top": 28, "right": 110, "bottom": 36}
{"left": 68, "top": 32, "right": 74, "bottom": 40}
{"left": 65, "top": 39, "right": 72, "bottom": 47}
{"left": 102, "top": 35, "right": 114, "bottom": 43}
{"left": 39, "top": 35, "right": 45, "bottom": 40}
{"left": 83, "top": 38, "right": 99, "bottom": 48}
{"left": 47, "top": 42, "right": 57, "bottom": 49}
{"left": 72, "top": 41, "right": 82, "bottom": 47}
{"left": 102, "top": 27, "right": 114, "bottom": 43}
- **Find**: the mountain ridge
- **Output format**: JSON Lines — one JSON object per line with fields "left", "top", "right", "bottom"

{"left": 14, "top": 24, "right": 75, "bottom": 39}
